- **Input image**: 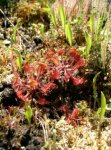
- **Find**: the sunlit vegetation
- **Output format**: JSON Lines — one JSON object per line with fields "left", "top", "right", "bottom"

{"left": 0, "top": 0, "right": 111, "bottom": 149}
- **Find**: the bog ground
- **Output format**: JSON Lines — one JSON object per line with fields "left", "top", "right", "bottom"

{"left": 0, "top": 0, "right": 111, "bottom": 149}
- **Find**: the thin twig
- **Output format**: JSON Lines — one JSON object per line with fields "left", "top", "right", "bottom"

{"left": 0, "top": 8, "right": 30, "bottom": 44}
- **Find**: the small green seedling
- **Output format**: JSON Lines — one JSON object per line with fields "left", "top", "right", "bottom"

{"left": 25, "top": 105, "right": 33, "bottom": 124}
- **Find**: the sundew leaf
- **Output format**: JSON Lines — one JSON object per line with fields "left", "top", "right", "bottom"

{"left": 65, "top": 23, "right": 73, "bottom": 46}
{"left": 25, "top": 105, "right": 33, "bottom": 124}
{"left": 59, "top": 4, "right": 66, "bottom": 29}
{"left": 85, "top": 31, "right": 92, "bottom": 58}
{"left": 100, "top": 91, "right": 106, "bottom": 122}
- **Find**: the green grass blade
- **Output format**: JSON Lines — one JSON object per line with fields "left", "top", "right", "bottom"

{"left": 25, "top": 105, "right": 33, "bottom": 124}
{"left": 50, "top": 9, "right": 57, "bottom": 27}
{"left": 40, "top": 24, "right": 45, "bottom": 39}
{"left": 14, "top": 49, "right": 23, "bottom": 73}
{"left": 89, "top": 13, "right": 95, "bottom": 39}
{"left": 96, "top": 13, "right": 106, "bottom": 40}
{"left": 100, "top": 91, "right": 106, "bottom": 122}
{"left": 53, "top": 129, "right": 57, "bottom": 150}
{"left": 11, "top": 22, "right": 19, "bottom": 46}
{"left": 93, "top": 72, "right": 101, "bottom": 104}
{"left": 59, "top": 4, "right": 66, "bottom": 29}
{"left": 106, "top": 103, "right": 111, "bottom": 110}
{"left": 65, "top": 23, "right": 73, "bottom": 46}
{"left": 85, "top": 31, "right": 92, "bottom": 57}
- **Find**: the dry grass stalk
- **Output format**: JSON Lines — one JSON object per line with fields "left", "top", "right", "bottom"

{"left": 52, "top": 0, "right": 92, "bottom": 19}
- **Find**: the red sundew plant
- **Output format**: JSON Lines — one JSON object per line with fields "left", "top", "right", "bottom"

{"left": 12, "top": 48, "right": 86, "bottom": 106}
{"left": 59, "top": 105, "right": 85, "bottom": 126}
{"left": 67, "top": 107, "right": 84, "bottom": 127}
